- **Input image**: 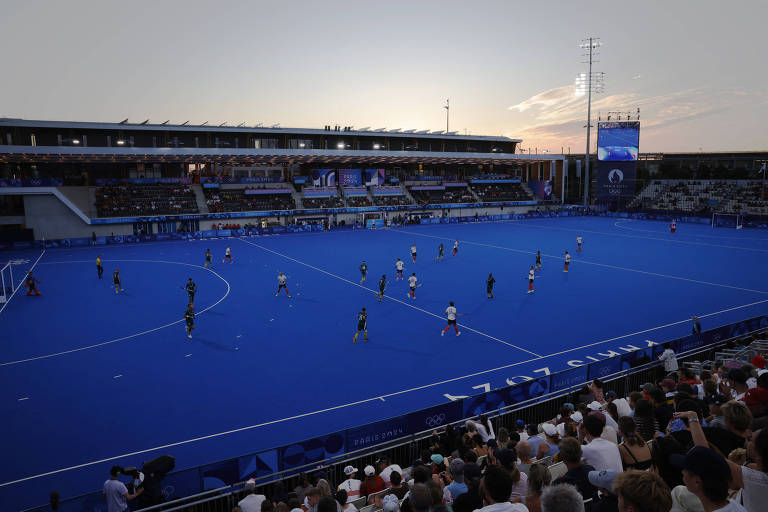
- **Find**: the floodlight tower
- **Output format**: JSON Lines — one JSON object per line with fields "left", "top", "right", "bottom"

{"left": 577, "top": 37, "right": 605, "bottom": 205}
{"left": 444, "top": 99, "right": 450, "bottom": 134}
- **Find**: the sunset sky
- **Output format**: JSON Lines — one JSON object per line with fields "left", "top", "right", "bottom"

{"left": 1, "top": 0, "right": 766, "bottom": 153}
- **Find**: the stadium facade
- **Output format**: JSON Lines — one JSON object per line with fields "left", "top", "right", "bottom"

{"left": 0, "top": 118, "right": 567, "bottom": 241}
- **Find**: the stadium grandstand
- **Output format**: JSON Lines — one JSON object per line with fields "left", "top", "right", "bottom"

{"left": 2, "top": 119, "right": 768, "bottom": 512}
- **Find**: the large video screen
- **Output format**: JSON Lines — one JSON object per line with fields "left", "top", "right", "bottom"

{"left": 338, "top": 169, "right": 363, "bottom": 187}
{"left": 597, "top": 121, "right": 639, "bottom": 161}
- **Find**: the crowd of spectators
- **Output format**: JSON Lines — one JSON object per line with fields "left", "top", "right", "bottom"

{"left": 95, "top": 184, "right": 198, "bottom": 217}
{"left": 215, "top": 339, "right": 768, "bottom": 512}
{"left": 373, "top": 196, "right": 413, "bottom": 207}
{"left": 470, "top": 183, "right": 532, "bottom": 202}
{"left": 345, "top": 196, "right": 373, "bottom": 207}
{"left": 303, "top": 196, "right": 346, "bottom": 209}
{"left": 409, "top": 187, "right": 475, "bottom": 204}
{"left": 205, "top": 188, "right": 295, "bottom": 213}
{"left": 634, "top": 180, "right": 768, "bottom": 216}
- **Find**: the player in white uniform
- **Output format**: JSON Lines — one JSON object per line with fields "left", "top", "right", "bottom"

{"left": 528, "top": 266, "right": 535, "bottom": 294}
{"left": 452, "top": 240, "right": 459, "bottom": 257}
{"left": 395, "top": 258, "right": 404, "bottom": 280}
{"left": 564, "top": 251, "right": 571, "bottom": 272}
{"left": 576, "top": 235, "right": 583, "bottom": 252}
{"left": 410, "top": 244, "right": 417, "bottom": 263}
{"left": 223, "top": 245, "right": 233, "bottom": 263}
{"left": 407, "top": 273, "right": 418, "bottom": 299}
{"left": 441, "top": 301, "right": 460, "bottom": 336}
{"left": 276, "top": 272, "right": 291, "bottom": 297}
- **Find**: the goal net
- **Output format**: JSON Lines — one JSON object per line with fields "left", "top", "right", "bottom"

{"left": 712, "top": 213, "right": 744, "bottom": 229}
{"left": 0, "top": 261, "right": 18, "bottom": 305}
{"left": 361, "top": 212, "right": 385, "bottom": 229}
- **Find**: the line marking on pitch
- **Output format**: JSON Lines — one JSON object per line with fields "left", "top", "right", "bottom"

{"left": 3, "top": 295, "right": 766, "bottom": 488}
{"left": 113, "top": 375, "right": 122, "bottom": 379}
{"left": 237, "top": 238, "right": 541, "bottom": 357}
{"left": 392, "top": 228, "right": 768, "bottom": 295}
{"left": 17, "top": 397, "right": 29, "bottom": 402}
{"left": 0, "top": 260, "right": 230, "bottom": 366}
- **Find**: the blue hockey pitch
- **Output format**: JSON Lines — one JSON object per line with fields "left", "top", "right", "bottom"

{"left": 2, "top": 216, "right": 768, "bottom": 509}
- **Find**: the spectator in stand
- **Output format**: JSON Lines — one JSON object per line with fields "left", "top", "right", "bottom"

{"left": 607, "top": 391, "right": 632, "bottom": 418}
{"left": 541, "top": 484, "right": 584, "bottom": 512}
{"left": 617, "top": 417, "right": 652, "bottom": 470}
{"left": 670, "top": 446, "right": 746, "bottom": 512}
{"left": 725, "top": 369, "right": 750, "bottom": 401}
{"left": 525, "top": 463, "right": 552, "bottom": 512}
{"left": 495, "top": 448, "right": 529, "bottom": 502}
{"left": 381, "top": 494, "right": 399, "bottom": 512}
{"left": 303, "top": 488, "right": 322, "bottom": 512}
{"left": 401, "top": 465, "right": 430, "bottom": 512}
{"left": 295, "top": 474, "right": 311, "bottom": 503}
{"left": 388, "top": 470, "right": 408, "bottom": 500}
{"left": 651, "top": 389, "right": 675, "bottom": 429}
{"left": 553, "top": 437, "right": 599, "bottom": 503}
{"left": 537, "top": 423, "right": 560, "bottom": 459}
{"left": 517, "top": 441, "right": 534, "bottom": 475}
{"left": 360, "top": 466, "right": 385, "bottom": 501}
{"left": 579, "top": 412, "right": 623, "bottom": 473}
{"left": 516, "top": 419, "right": 530, "bottom": 441}
{"left": 587, "top": 470, "right": 620, "bottom": 512}
{"left": 633, "top": 399, "right": 660, "bottom": 441}
{"left": 467, "top": 416, "right": 495, "bottom": 442}
{"left": 527, "top": 425, "right": 544, "bottom": 456}
{"left": 317, "top": 496, "right": 338, "bottom": 512}
{"left": 452, "top": 463, "right": 483, "bottom": 512}
{"left": 408, "top": 484, "right": 431, "bottom": 512}
{"left": 317, "top": 480, "right": 333, "bottom": 498}
{"left": 704, "top": 400, "right": 751, "bottom": 458}
{"left": 103, "top": 465, "right": 143, "bottom": 512}
{"left": 659, "top": 343, "right": 679, "bottom": 375}
{"left": 238, "top": 480, "right": 267, "bottom": 512}
{"left": 476, "top": 466, "right": 528, "bottom": 512}
{"left": 445, "top": 458, "right": 467, "bottom": 502}
{"left": 704, "top": 394, "right": 728, "bottom": 430}
{"left": 612, "top": 470, "right": 672, "bottom": 512}
{"left": 337, "top": 466, "right": 361, "bottom": 503}
{"left": 591, "top": 379, "right": 607, "bottom": 404}
{"left": 744, "top": 387, "right": 768, "bottom": 430}
{"left": 335, "top": 490, "right": 358, "bottom": 512}
{"left": 376, "top": 456, "right": 403, "bottom": 487}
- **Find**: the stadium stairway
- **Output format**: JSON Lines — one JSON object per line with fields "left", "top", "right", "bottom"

{"left": 192, "top": 185, "right": 209, "bottom": 214}
{"left": 292, "top": 190, "right": 304, "bottom": 209}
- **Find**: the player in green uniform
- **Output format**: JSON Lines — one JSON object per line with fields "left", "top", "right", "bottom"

{"left": 113, "top": 269, "right": 124, "bottom": 294}
{"left": 535, "top": 251, "right": 542, "bottom": 271}
{"left": 377, "top": 274, "right": 387, "bottom": 302}
{"left": 487, "top": 273, "right": 496, "bottom": 299}
{"left": 184, "top": 278, "right": 197, "bottom": 305}
{"left": 353, "top": 307, "right": 368, "bottom": 343}
{"left": 184, "top": 304, "right": 195, "bottom": 338}
{"left": 436, "top": 242, "right": 445, "bottom": 262}
{"left": 204, "top": 249, "right": 213, "bottom": 269}
{"left": 359, "top": 260, "right": 368, "bottom": 283}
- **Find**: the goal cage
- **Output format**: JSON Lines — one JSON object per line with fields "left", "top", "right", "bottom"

{"left": 712, "top": 213, "right": 744, "bottom": 229}
{"left": 0, "top": 261, "right": 18, "bottom": 305}
{"left": 361, "top": 212, "right": 386, "bottom": 229}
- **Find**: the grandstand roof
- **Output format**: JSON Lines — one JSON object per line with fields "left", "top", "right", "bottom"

{"left": 0, "top": 118, "right": 520, "bottom": 143}
{"left": 0, "top": 145, "right": 561, "bottom": 165}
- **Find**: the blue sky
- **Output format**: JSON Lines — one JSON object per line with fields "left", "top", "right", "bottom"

{"left": 1, "top": 0, "right": 766, "bottom": 152}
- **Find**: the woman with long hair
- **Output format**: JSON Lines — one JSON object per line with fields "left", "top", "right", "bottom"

{"left": 525, "top": 463, "right": 552, "bottom": 512}
{"left": 617, "top": 416, "right": 652, "bottom": 470}
{"left": 632, "top": 398, "right": 660, "bottom": 441}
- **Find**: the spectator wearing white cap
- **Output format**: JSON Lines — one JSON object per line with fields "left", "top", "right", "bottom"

{"left": 337, "top": 466, "right": 361, "bottom": 503}
{"left": 239, "top": 479, "right": 267, "bottom": 512}
{"left": 536, "top": 423, "right": 560, "bottom": 459}
{"left": 381, "top": 494, "right": 400, "bottom": 512}
{"left": 360, "top": 465, "right": 385, "bottom": 502}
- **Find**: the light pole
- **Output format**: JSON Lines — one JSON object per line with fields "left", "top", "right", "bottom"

{"left": 577, "top": 37, "right": 604, "bottom": 206}
{"left": 444, "top": 99, "right": 450, "bottom": 133}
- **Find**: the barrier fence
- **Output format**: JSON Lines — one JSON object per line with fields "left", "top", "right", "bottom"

{"left": 20, "top": 314, "right": 768, "bottom": 512}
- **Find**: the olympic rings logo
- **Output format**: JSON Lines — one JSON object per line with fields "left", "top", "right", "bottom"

{"left": 425, "top": 414, "right": 446, "bottom": 427}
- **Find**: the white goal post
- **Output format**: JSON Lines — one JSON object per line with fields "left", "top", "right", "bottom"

{"left": 0, "top": 261, "right": 17, "bottom": 305}
{"left": 712, "top": 213, "right": 744, "bottom": 229}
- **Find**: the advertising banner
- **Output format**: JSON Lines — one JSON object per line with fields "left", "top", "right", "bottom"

{"left": 528, "top": 180, "right": 553, "bottom": 200}
{"left": 311, "top": 169, "right": 336, "bottom": 187}
{"left": 338, "top": 169, "right": 363, "bottom": 187}
{"left": 596, "top": 161, "right": 637, "bottom": 199}
{"left": 364, "top": 169, "right": 386, "bottom": 186}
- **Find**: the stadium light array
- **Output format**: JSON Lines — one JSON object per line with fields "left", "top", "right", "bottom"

{"left": 373, "top": 143, "right": 381, "bottom": 150}
{"left": 578, "top": 36, "right": 604, "bottom": 206}
{"left": 116, "top": 140, "right": 125, "bottom": 145}
{"left": 337, "top": 142, "right": 345, "bottom": 149}
{"left": 71, "top": 139, "right": 80, "bottom": 145}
